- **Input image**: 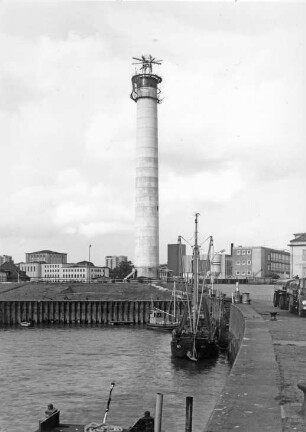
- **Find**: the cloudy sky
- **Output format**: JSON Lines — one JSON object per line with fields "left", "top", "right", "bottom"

{"left": 0, "top": 1, "right": 305, "bottom": 265}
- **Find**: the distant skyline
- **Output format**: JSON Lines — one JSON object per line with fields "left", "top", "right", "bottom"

{"left": 0, "top": 1, "right": 305, "bottom": 265}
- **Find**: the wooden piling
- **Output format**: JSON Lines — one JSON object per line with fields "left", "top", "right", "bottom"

{"left": 185, "top": 396, "right": 193, "bottom": 432}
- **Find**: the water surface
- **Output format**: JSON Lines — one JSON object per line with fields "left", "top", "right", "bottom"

{"left": 0, "top": 325, "right": 230, "bottom": 432}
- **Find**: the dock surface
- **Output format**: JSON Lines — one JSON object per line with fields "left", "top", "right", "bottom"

{"left": 205, "top": 285, "right": 306, "bottom": 432}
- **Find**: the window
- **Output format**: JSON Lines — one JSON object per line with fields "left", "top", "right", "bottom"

{"left": 242, "top": 250, "right": 246, "bottom": 255}
{"left": 242, "top": 260, "right": 246, "bottom": 265}
{"left": 247, "top": 250, "right": 251, "bottom": 254}
{"left": 236, "top": 271, "right": 240, "bottom": 275}
{"left": 242, "top": 271, "right": 246, "bottom": 275}
{"left": 237, "top": 250, "right": 241, "bottom": 255}
{"left": 236, "top": 261, "right": 240, "bottom": 265}
{"left": 247, "top": 271, "right": 251, "bottom": 275}
{"left": 247, "top": 260, "right": 251, "bottom": 265}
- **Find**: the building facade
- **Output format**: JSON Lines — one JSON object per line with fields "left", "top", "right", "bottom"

{"left": 26, "top": 250, "right": 67, "bottom": 264}
{"left": 19, "top": 261, "right": 109, "bottom": 282}
{"left": 232, "top": 246, "right": 290, "bottom": 279}
{"left": 105, "top": 256, "right": 127, "bottom": 270}
{"left": 167, "top": 243, "right": 186, "bottom": 276}
{"left": 0, "top": 255, "right": 12, "bottom": 266}
{"left": 288, "top": 233, "right": 306, "bottom": 278}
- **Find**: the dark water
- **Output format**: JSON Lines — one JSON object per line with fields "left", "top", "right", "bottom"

{"left": 0, "top": 325, "right": 230, "bottom": 432}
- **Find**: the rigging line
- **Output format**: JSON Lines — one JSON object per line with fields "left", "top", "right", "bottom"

{"left": 199, "top": 235, "right": 212, "bottom": 248}
{"left": 180, "top": 235, "right": 193, "bottom": 248}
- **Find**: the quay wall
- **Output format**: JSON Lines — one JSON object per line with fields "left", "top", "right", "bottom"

{"left": 227, "top": 303, "right": 246, "bottom": 363}
{"left": 205, "top": 304, "right": 282, "bottom": 431}
{"left": 0, "top": 300, "right": 185, "bottom": 325}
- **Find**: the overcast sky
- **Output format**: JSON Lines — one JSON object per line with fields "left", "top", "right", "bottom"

{"left": 0, "top": 1, "right": 305, "bottom": 265}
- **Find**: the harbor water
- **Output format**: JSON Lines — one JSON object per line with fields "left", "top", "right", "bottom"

{"left": 0, "top": 325, "right": 230, "bottom": 432}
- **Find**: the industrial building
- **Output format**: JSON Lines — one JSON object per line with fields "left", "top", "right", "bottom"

{"left": 288, "top": 233, "right": 306, "bottom": 278}
{"left": 232, "top": 245, "right": 290, "bottom": 279}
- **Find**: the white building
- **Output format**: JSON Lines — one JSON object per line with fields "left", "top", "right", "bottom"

{"left": 19, "top": 261, "right": 109, "bottom": 282}
{"left": 288, "top": 233, "right": 306, "bottom": 278}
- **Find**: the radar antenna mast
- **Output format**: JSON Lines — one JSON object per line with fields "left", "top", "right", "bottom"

{"left": 132, "top": 55, "right": 163, "bottom": 74}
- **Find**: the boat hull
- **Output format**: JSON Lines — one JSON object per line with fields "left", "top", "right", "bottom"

{"left": 146, "top": 323, "right": 178, "bottom": 331}
{"left": 171, "top": 335, "right": 218, "bottom": 360}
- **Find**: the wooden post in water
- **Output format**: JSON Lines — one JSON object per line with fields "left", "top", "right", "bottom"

{"left": 154, "top": 393, "right": 163, "bottom": 432}
{"left": 185, "top": 396, "right": 193, "bottom": 432}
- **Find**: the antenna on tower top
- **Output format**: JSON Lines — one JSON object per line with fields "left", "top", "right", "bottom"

{"left": 132, "top": 55, "right": 163, "bottom": 74}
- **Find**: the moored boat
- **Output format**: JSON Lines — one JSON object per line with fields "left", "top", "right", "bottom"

{"left": 147, "top": 282, "right": 181, "bottom": 331}
{"left": 170, "top": 213, "right": 218, "bottom": 361}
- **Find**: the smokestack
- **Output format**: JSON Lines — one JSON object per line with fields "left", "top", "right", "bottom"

{"left": 130, "top": 55, "right": 162, "bottom": 279}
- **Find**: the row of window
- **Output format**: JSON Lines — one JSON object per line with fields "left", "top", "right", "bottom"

{"left": 236, "top": 271, "right": 252, "bottom": 275}
{"left": 269, "top": 253, "right": 290, "bottom": 263}
{"left": 22, "top": 266, "right": 36, "bottom": 272}
{"left": 236, "top": 260, "right": 251, "bottom": 265}
{"left": 236, "top": 250, "right": 251, "bottom": 255}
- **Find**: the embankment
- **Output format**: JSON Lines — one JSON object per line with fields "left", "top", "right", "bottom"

{"left": 205, "top": 303, "right": 282, "bottom": 431}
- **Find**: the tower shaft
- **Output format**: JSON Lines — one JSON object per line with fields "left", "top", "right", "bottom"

{"left": 135, "top": 97, "right": 159, "bottom": 278}
{"left": 131, "top": 58, "right": 162, "bottom": 279}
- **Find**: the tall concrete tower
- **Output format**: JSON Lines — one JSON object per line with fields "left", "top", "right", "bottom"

{"left": 130, "top": 55, "right": 162, "bottom": 279}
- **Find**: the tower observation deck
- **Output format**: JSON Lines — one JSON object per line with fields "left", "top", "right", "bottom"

{"left": 130, "top": 55, "right": 163, "bottom": 279}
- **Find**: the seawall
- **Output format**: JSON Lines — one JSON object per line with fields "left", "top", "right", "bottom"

{"left": 0, "top": 300, "right": 185, "bottom": 324}
{"left": 205, "top": 303, "right": 282, "bottom": 431}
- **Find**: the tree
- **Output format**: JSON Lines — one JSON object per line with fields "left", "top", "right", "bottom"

{"left": 110, "top": 261, "right": 134, "bottom": 279}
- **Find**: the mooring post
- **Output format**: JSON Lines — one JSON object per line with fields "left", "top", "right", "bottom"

{"left": 154, "top": 393, "right": 163, "bottom": 432}
{"left": 185, "top": 396, "right": 193, "bottom": 432}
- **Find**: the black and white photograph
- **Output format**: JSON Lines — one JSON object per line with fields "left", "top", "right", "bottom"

{"left": 0, "top": 1, "right": 305, "bottom": 431}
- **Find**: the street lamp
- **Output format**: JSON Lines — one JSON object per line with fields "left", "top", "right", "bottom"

{"left": 88, "top": 244, "right": 91, "bottom": 284}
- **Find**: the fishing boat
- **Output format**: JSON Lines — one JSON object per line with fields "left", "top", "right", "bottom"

{"left": 146, "top": 282, "right": 180, "bottom": 331}
{"left": 170, "top": 213, "right": 218, "bottom": 361}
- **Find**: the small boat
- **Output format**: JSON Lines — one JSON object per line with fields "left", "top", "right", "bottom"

{"left": 170, "top": 213, "right": 218, "bottom": 361}
{"left": 20, "top": 321, "right": 33, "bottom": 327}
{"left": 34, "top": 383, "right": 155, "bottom": 432}
{"left": 146, "top": 282, "right": 180, "bottom": 331}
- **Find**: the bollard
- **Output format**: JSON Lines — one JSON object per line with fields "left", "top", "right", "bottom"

{"left": 242, "top": 293, "right": 250, "bottom": 304}
{"left": 297, "top": 382, "right": 306, "bottom": 419}
{"left": 270, "top": 312, "right": 278, "bottom": 321}
{"left": 185, "top": 396, "right": 193, "bottom": 432}
{"left": 154, "top": 393, "right": 163, "bottom": 432}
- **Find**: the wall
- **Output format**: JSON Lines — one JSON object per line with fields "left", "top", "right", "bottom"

{"left": 227, "top": 303, "right": 245, "bottom": 363}
{"left": 0, "top": 300, "right": 185, "bottom": 325}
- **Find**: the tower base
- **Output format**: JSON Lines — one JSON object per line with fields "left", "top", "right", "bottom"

{"left": 136, "top": 266, "right": 159, "bottom": 279}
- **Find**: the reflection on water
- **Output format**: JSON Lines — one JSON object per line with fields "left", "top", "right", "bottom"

{"left": 0, "top": 325, "right": 230, "bottom": 432}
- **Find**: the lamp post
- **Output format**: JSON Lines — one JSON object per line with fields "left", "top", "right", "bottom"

{"left": 88, "top": 244, "right": 91, "bottom": 284}
{"left": 210, "top": 249, "right": 225, "bottom": 295}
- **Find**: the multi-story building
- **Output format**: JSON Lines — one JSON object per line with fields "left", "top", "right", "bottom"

{"left": 105, "top": 255, "right": 127, "bottom": 270}
{"left": 19, "top": 261, "right": 109, "bottom": 282}
{"left": 26, "top": 250, "right": 67, "bottom": 264}
{"left": 167, "top": 243, "right": 186, "bottom": 276}
{"left": 232, "top": 246, "right": 290, "bottom": 279}
{"left": 288, "top": 233, "right": 306, "bottom": 278}
{"left": 0, "top": 255, "right": 12, "bottom": 266}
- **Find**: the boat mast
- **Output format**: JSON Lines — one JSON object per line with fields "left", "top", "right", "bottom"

{"left": 193, "top": 213, "right": 200, "bottom": 333}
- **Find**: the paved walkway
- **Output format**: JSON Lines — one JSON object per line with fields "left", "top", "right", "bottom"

{"left": 205, "top": 285, "right": 306, "bottom": 432}
{"left": 252, "top": 297, "right": 306, "bottom": 432}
